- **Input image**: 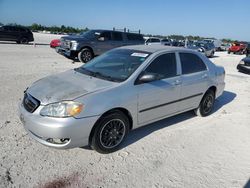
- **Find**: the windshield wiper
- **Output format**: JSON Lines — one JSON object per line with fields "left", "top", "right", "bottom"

{"left": 75, "top": 68, "right": 122, "bottom": 82}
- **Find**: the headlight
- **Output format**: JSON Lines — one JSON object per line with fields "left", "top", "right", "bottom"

{"left": 70, "top": 41, "right": 78, "bottom": 50}
{"left": 40, "top": 101, "right": 83, "bottom": 118}
{"left": 239, "top": 60, "right": 245, "bottom": 65}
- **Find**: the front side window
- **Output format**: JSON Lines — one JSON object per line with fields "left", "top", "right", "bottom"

{"left": 99, "top": 32, "right": 111, "bottom": 40}
{"left": 75, "top": 49, "right": 151, "bottom": 82}
{"left": 144, "top": 53, "right": 177, "bottom": 79}
{"left": 180, "top": 53, "right": 207, "bottom": 74}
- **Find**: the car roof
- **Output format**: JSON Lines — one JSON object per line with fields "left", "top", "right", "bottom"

{"left": 118, "top": 44, "right": 192, "bottom": 53}
{"left": 92, "top": 29, "right": 141, "bottom": 35}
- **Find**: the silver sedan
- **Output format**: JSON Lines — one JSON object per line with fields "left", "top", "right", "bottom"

{"left": 19, "top": 45, "right": 225, "bottom": 153}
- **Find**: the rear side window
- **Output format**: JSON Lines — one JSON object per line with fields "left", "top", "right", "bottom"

{"left": 112, "top": 32, "right": 123, "bottom": 41}
{"left": 180, "top": 53, "right": 207, "bottom": 74}
{"left": 100, "top": 32, "right": 112, "bottom": 40}
{"left": 145, "top": 53, "right": 177, "bottom": 79}
{"left": 127, "top": 33, "right": 143, "bottom": 41}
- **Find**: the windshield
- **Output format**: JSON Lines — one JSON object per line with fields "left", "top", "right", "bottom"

{"left": 75, "top": 49, "right": 151, "bottom": 82}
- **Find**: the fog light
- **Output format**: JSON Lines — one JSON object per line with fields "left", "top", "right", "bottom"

{"left": 46, "top": 138, "right": 70, "bottom": 145}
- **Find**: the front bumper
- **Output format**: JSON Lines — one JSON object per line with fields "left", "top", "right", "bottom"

{"left": 18, "top": 102, "right": 100, "bottom": 149}
{"left": 237, "top": 64, "right": 250, "bottom": 74}
{"left": 56, "top": 47, "right": 78, "bottom": 60}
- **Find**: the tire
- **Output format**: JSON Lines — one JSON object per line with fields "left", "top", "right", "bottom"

{"left": 194, "top": 90, "right": 215, "bottom": 117}
{"left": 20, "top": 37, "right": 29, "bottom": 44}
{"left": 227, "top": 51, "right": 230, "bottom": 54}
{"left": 209, "top": 51, "right": 214, "bottom": 58}
{"left": 90, "top": 111, "right": 130, "bottom": 154}
{"left": 78, "top": 48, "right": 93, "bottom": 63}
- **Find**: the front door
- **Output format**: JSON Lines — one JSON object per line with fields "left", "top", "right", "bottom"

{"left": 137, "top": 53, "right": 181, "bottom": 125}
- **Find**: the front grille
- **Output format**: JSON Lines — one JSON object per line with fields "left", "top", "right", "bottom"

{"left": 22, "top": 93, "right": 40, "bottom": 113}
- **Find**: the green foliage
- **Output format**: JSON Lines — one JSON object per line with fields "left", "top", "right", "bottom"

{"left": 5, "top": 23, "right": 88, "bottom": 34}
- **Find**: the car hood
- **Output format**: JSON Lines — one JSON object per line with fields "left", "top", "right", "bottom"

{"left": 27, "top": 69, "right": 117, "bottom": 105}
{"left": 243, "top": 57, "right": 250, "bottom": 63}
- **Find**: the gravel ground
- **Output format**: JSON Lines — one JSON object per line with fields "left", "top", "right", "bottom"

{"left": 0, "top": 33, "right": 250, "bottom": 188}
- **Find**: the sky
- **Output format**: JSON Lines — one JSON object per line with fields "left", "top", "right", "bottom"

{"left": 0, "top": 0, "right": 249, "bottom": 41}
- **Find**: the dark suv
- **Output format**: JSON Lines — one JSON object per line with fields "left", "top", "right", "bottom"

{"left": 0, "top": 25, "right": 34, "bottom": 44}
{"left": 57, "top": 30, "right": 145, "bottom": 63}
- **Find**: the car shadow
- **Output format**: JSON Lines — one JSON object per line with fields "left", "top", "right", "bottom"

{"left": 120, "top": 90, "right": 236, "bottom": 150}
{"left": 0, "top": 41, "right": 49, "bottom": 46}
{"left": 209, "top": 55, "right": 219, "bottom": 58}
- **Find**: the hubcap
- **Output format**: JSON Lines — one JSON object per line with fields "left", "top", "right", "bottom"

{"left": 100, "top": 119, "right": 126, "bottom": 149}
{"left": 81, "top": 51, "right": 92, "bottom": 62}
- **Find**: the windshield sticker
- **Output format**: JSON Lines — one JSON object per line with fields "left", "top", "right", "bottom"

{"left": 131, "top": 53, "right": 149, "bottom": 58}
{"left": 95, "top": 32, "right": 100, "bottom": 35}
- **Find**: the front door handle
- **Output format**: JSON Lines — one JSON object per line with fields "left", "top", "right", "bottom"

{"left": 202, "top": 73, "right": 208, "bottom": 79}
{"left": 173, "top": 79, "right": 182, "bottom": 85}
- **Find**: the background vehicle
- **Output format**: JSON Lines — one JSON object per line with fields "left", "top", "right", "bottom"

{"left": 171, "top": 40, "right": 185, "bottom": 47}
{"left": 246, "top": 43, "right": 250, "bottom": 57}
{"left": 203, "top": 38, "right": 222, "bottom": 51}
{"left": 237, "top": 57, "right": 250, "bottom": 74}
{"left": 187, "top": 41, "right": 216, "bottom": 57}
{"left": 228, "top": 42, "right": 247, "bottom": 54}
{"left": 50, "top": 39, "right": 60, "bottom": 48}
{"left": 19, "top": 45, "right": 225, "bottom": 153}
{"left": 0, "top": 25, "right": 34, "bottom": 44}
{"left": 161, "top": 38, "right": 171, "bottom": 46}
{"left": 145, "top": 37, "right": 161, "bottom": 45}
{"left": 220, "top": 43, "right": 231, "bottom": 51}
{"left": 57, "top": 29, "right": 144, "bottom": 63}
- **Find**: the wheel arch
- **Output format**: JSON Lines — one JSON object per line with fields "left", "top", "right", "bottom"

{"left": 79, "top": 46, "right": 94, "bottom": 56}
{"left": 88, "top": 107, "right": 133, "bottom": 145}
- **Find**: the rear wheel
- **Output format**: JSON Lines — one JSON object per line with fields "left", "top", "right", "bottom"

{"left": 78, "top": 48, "right": 93, "bottom": 63}
{"left": 194, "top": 90, "right": 215, "bottom": 117}
{"left": 21, "top": 37, "right": 29, "bottom": 44}
{"left": 90, "top": 111, "right": 130, "bottom": 153}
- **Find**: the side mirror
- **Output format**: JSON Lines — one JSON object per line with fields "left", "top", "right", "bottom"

{"left": 136, "top": 73, "right": 158, "bottom": 84}
{"left": 98, "top": 37, "right": 105, "bottom": 41}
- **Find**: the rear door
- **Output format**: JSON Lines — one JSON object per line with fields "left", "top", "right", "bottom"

{"left": 111, "top": 31, "right": 125, "bottom": 48}
{"left": 137, "top": 53, "right": 182, "bottom": 125}
{"left": 178, "top": 52, "right": 209, "bottom": 111}
{"left": 95, "top": 31, "right": 113, "bottom": 54}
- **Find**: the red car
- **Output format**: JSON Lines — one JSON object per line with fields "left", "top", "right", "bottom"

{"left": 50, "top": 39, "right": 60, "bottom": 48}
{"left": 228, "top": 42, "right": 247, "bottom": 54}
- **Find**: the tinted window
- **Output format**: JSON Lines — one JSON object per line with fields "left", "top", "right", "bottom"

{"left": 151, "top": 38, "right": 160, "bottom": 43}
{"left": 100, "top": 32, "right": 111, "bottom": 40}
{"left": 145, "top": 53, "right": 177, "bottom": 79}
{"left": 112, "top": 32, "right": 123, "bottom": 41}
{"left": 180, "top": 53, "right": 207, "bottom": 74}
{"left": 127, "top": 33, "right": 143, "bottom": 41}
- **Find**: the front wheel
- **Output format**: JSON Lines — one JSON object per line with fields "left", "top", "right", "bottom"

{"left": 90, "top": 112, "right": 130, "bottom": 153}
{"left": 78, "top": 48, "right": 93, "bottom": 63}
{"left": 194, "top": 90, "right": 215, "bottom": 117}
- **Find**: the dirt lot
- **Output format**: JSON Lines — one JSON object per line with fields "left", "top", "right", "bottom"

{"left": 0, "top": 33, "right": 250, "bottom": 188}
